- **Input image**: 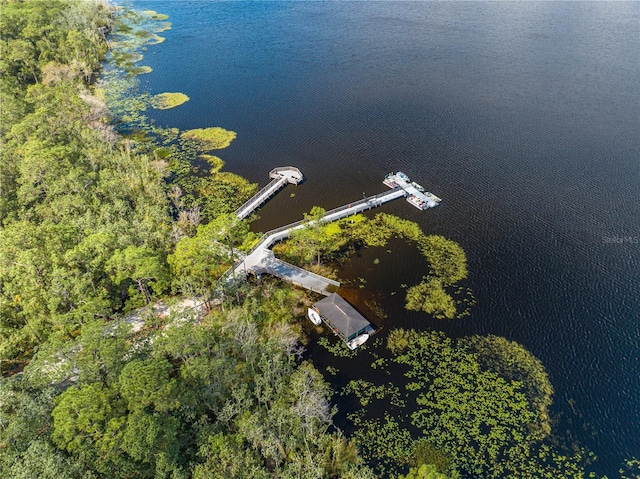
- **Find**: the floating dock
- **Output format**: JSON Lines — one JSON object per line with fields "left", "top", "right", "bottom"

{"left": 383, "top": 171, "right": 441, "bottom": 210}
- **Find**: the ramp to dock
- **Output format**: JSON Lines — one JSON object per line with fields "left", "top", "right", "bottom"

{"left": 235, "top": 166, "right": 304, "bottom": 219}
{"left": 250, "top": 250, "right": 340, "bottom": 295}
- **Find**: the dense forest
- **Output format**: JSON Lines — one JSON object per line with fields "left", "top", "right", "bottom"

{"left": 1, "top": 2, "right": 638, "bottom": 478}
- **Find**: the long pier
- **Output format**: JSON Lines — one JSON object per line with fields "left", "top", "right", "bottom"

{"left": 223, "top": 169, "right": 441, "bottom": 297}
{"left": 235, "top": 167, "right": 304, "bottom": 219}
{"left": 225, "top": 187, "right": 407, "bottom": 293}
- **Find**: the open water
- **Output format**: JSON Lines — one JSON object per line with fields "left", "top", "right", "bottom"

{"left": 132, "top": 1, "right": 639, "bottom": 475}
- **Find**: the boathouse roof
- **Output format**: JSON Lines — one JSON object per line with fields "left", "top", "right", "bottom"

{"left": 313, "top": 293, "right": 371, "bottom": 340}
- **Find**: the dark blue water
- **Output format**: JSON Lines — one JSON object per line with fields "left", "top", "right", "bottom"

{"left": 131, "top": 1, "right": 639, "bottom": 474}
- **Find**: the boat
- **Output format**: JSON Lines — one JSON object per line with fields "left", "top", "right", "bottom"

{"left": 407, "top": 195, "right": 428, "bottom": 210}
{"left": 383, "top": 173, "right": 398, "bottom": 188}
{"left": 384, "top": 171, "right": 442, "bottom": 209}
{"left": 396, "top": 171, "right": 410, "bottom": 183}
{"left": 347, "top": 333, "right": 369, "bottom": 350}
{"left": 307, "top": 308, "right": 322, "bottom": 325}
{"left": 411, "top": 181, "right": 425, "bottom": 192}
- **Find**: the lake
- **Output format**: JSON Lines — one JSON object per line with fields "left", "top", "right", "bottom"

{"left": 132, "top": 1, "right": 639, "bottom": 474}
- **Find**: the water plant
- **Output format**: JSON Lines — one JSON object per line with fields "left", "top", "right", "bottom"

{"left": 318, "top": 337, "right": 361, "bottom": 358}
{"left": 273, "top": 211, "right": 471, "bottom": 320}
{"left": 150, "top": 92, "right": 189, "bottom": 110}
{"left": 181, "top": 127, "right": 237, "bottom": 150}
{"left": 340, "top": 328, "right": 594, "bottom": 478}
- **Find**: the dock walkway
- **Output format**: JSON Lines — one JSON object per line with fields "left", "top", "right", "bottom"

{"left": 224, "top": 187, "right": 407, "bottom": 294}
{"left": 235, "top": 167, "right": 304, "bottom": 219}
{"left": 249, "top": 250, "right": 340, "bottom": 295}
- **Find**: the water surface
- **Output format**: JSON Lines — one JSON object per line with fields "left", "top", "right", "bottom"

{"left": 133, "top": 1, "right": 640, "bottom": 474}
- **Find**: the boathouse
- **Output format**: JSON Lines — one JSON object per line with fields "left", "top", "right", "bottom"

{"left": 310, "top": 293, "right": 374, "bottom": 348}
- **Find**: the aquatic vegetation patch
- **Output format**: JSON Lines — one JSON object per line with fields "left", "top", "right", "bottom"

{"left": 276, "top": 211, "right": 471, "bottom": 320}
{"left": 151, "top": 92, "right": 190, "bottom": 110}
{"left": 341, "top": 328, "right": 591, "bottom": 478}
{"left": 405, "top": 278, "right": 456, "bottom": 319}
{"left": 200, "top": 155, "right": 225, "bottom": 172}
{"left": 461, "top": 334, "right": 554, "bottom": 440}
{"left": 103, "top": 6, "right": 174, "bottom": 125}
{"left": 196, "top": 172, "right": 257, "bottom": 218}
{"left": 154, "top": 22, "right": 172, "bottom": 33}
{"left": 348, "top": 413, "right": 414, "bottom": 476}
{"left": 148, "top": 33, "right": 165, "bottom": 45}
{"left": 318, "top": 336, "right": 361, "bottom": 358}
{"left": 128, "top": 65, "right": 152, "bottom": 75}
{"left": 143, "top": 10, "right": 169, "bottom": 21}
{"left": 342, "top": 379, "right": 404, "bottom": 408}
{"left": 181, "top": 127, "right": 237, "bottom": 150}
{"left": 133, "top": 29, "right": 153, "bottom": 39}
{"left": 113, "top": 52, "right": 143, "bottom": 66}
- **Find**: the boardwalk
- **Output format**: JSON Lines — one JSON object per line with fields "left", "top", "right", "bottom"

{"left": 249, "top": 250, "right": 340, "bottom": 295}
{"left": 235, "top": 167, "right": 304, "bottom": 219}
{"left": 221, "top": 170, "right": 441, "bottom": 347}
{"left": 223, "top": 170, "right": 441, "bottom": 296}
{"left": 225, "top": 187, "right": 408, "bottom": 294}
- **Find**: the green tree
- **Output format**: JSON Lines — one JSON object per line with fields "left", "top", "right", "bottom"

{"left": 108, "top": 245, "right": 169, "bottom": 307}
{"left": 51, "top": 382, "right": 125, "bottom": 457}
{"left": 118, "top": 358, "right": 179, "bottom": 413}
{"left": 3, "top": 440, "right": 94, "bottom": 479}
{"left": 193, "top": 433, "right": 270, "bottom": 479}
{"left": 281, "top": 206, "right": 344, "bottom": 266}
{"left": 168, "top": 213, "right": 253, "bottom": 299}
{"left": 0, "top": 376, "right": 59, "bottom": 470}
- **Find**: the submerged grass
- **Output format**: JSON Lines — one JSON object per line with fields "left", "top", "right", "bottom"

{"left": 148, "top": 33, "right": 165, "bottom": 44}
{"left": 155, "top": 22, "right": 172, "bottom": 33}
{"left": 143, "top": 10, "right": 169, "bottom": 21}
{"left": 128, "top": 65, "right": 152, "bottom": 75}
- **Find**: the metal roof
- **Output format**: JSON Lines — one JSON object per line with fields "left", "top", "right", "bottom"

{"left": 313, "top": 293, "right": 371, "bottom": 340}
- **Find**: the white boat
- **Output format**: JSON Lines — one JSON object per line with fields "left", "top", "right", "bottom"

{"left": 347, "top": 333, "right": 369, "bottom": 350}
{"left": 407, "top": 195, "right": 428, "bottom": 210}
{"left": 307, "top": 308, "right": 322, "bottom": 325}
{"left": 396, "top": 171, "right": 410, "bottom": 183}
{"left": 411, "top": 181, "right": 425, "bottom": 192}
{"left": 383, "top": 173, "right": 398, "bottom": 188}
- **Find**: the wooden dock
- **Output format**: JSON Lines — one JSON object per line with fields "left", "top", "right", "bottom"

{"left": 224, "top": 187, "right": 407, "bottom": 294}
{"left": 223, "top": 169, "right": 440, "bottom": 297}
{"left": 235, "top": 167, "right": 304, "bottom": 219}
{"left": 248, "top": 250, "right": 340, "bottom": 295}
{"left": 220, "top": 169, "right": 442, "bottom": 347}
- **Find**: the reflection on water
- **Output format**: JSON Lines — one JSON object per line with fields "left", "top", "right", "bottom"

{"left": 135, "top": 0, "right": 639, "bottom": 474}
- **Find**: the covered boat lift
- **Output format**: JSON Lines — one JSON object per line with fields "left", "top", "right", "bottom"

{"left": 309, "top": 293, "right": 374, "bottom": 349}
